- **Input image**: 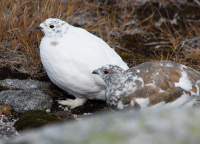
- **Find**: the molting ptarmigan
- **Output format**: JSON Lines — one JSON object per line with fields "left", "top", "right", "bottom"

{"left": 36, "top": 18, "right": 129, "bottom": 108}
{"left": 92, "top": 61, "right": 200, "bottom": 111}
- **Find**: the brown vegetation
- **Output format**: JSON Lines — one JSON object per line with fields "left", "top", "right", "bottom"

{"left": 0, "top": 0, "right": 200, "bottom": 77}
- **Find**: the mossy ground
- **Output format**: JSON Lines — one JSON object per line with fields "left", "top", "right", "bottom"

{"left": 14, "top": 110, "right": 61, "bottom": 131}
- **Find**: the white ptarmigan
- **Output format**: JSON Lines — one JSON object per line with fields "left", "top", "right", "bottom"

{"left": 36, "top": 18, "right": 129, "bottom": 108}
{"left": 92, "top": 61, "right": 200, "bottom": 111}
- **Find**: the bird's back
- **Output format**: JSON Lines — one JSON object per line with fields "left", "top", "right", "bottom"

{"left": 127, "top": 61, "right": 200, "bottom": 93}
{"left": 65, "top": 26, "right": 129, "bottom": 70}
{"left": 109, "top": 61, "right": 200, "bottom": 111}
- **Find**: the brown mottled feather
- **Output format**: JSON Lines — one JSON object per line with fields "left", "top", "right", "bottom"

{"left": 120, "top": 62, "right": 200, "bottom": 109}
{"left": 94, "top": 61, "right": 200, "bottom": 111}
{"left": 131, "top": 64, "right": 198, "bottom": 103}
{"left": 191, "top": 85, "right": 197, "bottom": 93}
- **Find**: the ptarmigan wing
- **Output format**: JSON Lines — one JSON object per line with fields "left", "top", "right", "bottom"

{"left": 57, "top": 26, "right": 128, "bottom": 96}
{"left": 65, "top": 26, "right": 128, "bottom": 70}
{"left": 124, "top": 61, "right": 200, "bottom": 109}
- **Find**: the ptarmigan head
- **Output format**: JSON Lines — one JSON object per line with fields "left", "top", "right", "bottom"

{"left": 92, "top": 65, "right": 127, "bottom": 87}
{"left": 36, "top": 18, "right": 69, "bottom": 38}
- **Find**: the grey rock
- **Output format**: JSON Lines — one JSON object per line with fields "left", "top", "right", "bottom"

{"left": 0, "top": 89, "right": 52, "bottom": 113}
{"left": 6, "top": 107, "right": 200, "bottom": 144}
{"left": 0, "top": 115, "right": 19, "bottom": 141}
{"left": 0, "top": 79, "right": 50, "bottom": 90}
{"left": 0, "top": 79, "right": 52, "bottom": 141}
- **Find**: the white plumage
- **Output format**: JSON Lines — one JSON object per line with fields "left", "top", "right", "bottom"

{"left": 92, "top": 61, "right": 200, "bottom": 111}
{"left": 36, "top": 18, "right": 128, "bottom": 108}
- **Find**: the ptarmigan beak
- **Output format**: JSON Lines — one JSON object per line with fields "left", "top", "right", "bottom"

{"left": 36, "top": 25, "right": 43, "bottom": 29}
{"left": 92, "top": 70, "right": 99, "bottom": 74}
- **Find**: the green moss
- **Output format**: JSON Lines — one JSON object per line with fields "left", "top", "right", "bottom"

{"left": 14, "top": 110, "right": 61, "bottom": 131}
{"left": 120, "top": 53, "right": 134, "bottom": 60}
{"left": 121, "top": 53, "right": 129, "bottom": 58}
{"left": 40, "top": 88, "right": 61, "bottom": 99}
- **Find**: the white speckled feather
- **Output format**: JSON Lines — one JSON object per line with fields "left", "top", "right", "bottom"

{"left": 93, "top": 61, "right": 200, "bottom": 111}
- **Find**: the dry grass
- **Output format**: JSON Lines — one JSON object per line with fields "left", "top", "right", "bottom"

{"left": 0, "top": 0, "right": 200, "bottom": 77}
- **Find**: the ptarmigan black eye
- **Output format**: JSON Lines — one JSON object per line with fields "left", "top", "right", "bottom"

{"left": 49, "top": 25, "right": 54, "bottom": 28}
{"left": 104, "top": 70, "right": 109, "bottom": 74}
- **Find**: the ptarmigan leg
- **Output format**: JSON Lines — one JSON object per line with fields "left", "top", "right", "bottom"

{"left": 58, "top": 98, "right": 86, "bottom": 109}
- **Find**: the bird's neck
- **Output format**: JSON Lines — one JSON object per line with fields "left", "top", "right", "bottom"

{"left": 49, "top": 32, "right": 66, "bottom": 39}
{"left": 106, "top": 74, "right": 129, "bottom": 91}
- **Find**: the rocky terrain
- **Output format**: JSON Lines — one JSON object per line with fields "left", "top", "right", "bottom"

{"left": 0, "top": 0, "right": 200, "bottom": 143}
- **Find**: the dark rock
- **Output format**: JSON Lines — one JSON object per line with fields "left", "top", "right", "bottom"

{"left": 0, "top": 67, "right": 30, "bottom": 80}
{"left": 53, "top": 111, "right": 72, "bottom": 119}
